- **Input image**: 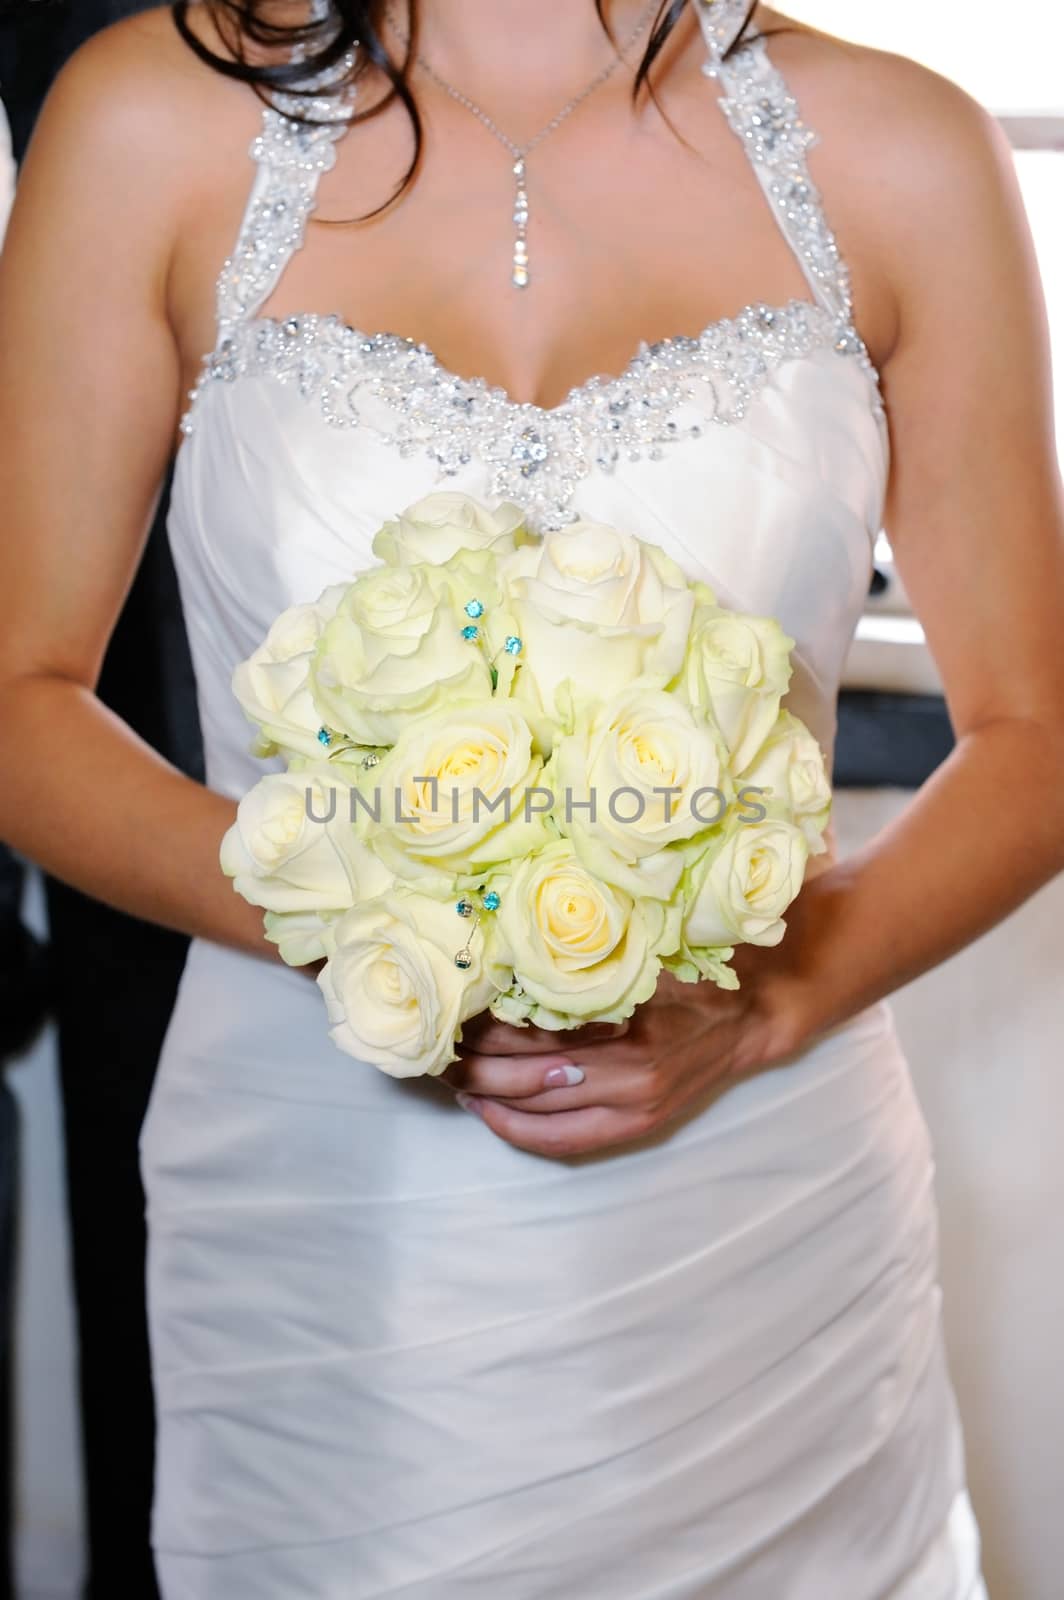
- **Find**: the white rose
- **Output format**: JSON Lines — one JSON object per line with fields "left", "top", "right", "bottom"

{"left": 680, "top": 605, "right": 795, "bottom": 775}
{"left": 372, "top": 492, "right": 528, "bottom": 565}
{"left": 369, "top": 701, "right": 552, "bottom": 885}
{"left": 741, "top": 710, "right": 832, "bottom": 854}
{"left": 232, "top": 583, "right": 348, "bottom": 760}
{"left": 552, "top": 687, "right": 732, "bottom": 900}
{"left": 501, "top": 523, "right": 694, "bottom": 731}
{"left": 683, "top": 816, "right": 810, "bottom": 950}
{"left": 220, "top": 766, "right": 392, "bottom": 915}
{"left": 310, "top": 561, "right": 494, "bottom": 747}
{"left": 262, "top": 907, "right": 342, "bottom": 967}
{"left": 491, "top": 840, "right": 679, "bottom": 1029}
{"left": 318, "top": 891, "right": 505, "bottom": 1077}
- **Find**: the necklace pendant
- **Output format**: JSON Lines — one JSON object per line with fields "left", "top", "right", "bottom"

{"left": 386, "top": 0, "right": 661, "bottom": 296}
{"left": 512, "top": 218, "right": 529, "bottom": 288}
{"left": 512, "top": 159, "right": 530, "bottom": 288}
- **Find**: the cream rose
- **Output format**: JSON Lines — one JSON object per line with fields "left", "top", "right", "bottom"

{"left": 219, "top": 766, "right": 392, "bottom": 915}
{"left": 318, "top": 891, "right": 505, "bottom": 1077}
{"left": 491, "top": 840, "right": 678, "bottom": 1029}
{"left": 741, "top": 710, "right": 832, "bottom": 853}
{"left": 262, "top": 907, "right": 342, "bottom": 967}
{"left": 372, "top": 492, "right": 527, "bottom": 565}
{"left": 369, "top": 701, "right": 552, "bottom": 884}
{"left": 683, "top": 816, "right": 810, "bottom": 950}
{"left": 310, "top": 562, "right": 493, "bottom": 747}
{"left": 552, "top": 687, "right": 732, "bottom": 900}
{"left": 501, "top": 523, "right": 694, "bottom": 730}
{"left": 232, "top": 583, "right": 349, "bottom": 760}
{"left": 679, "top": 604, "right": 795, "bottom": 776}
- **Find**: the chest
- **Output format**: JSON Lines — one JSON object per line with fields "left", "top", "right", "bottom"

{"left": 168, "top": 39, "right": 889, "bottom": 419}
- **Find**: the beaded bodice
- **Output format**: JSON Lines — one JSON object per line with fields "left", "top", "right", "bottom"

{"left": 167, "top": 3, "right": 889, "bottom": 819}
{"left": 179, "top": 20, "right": 884, "bottom": 534}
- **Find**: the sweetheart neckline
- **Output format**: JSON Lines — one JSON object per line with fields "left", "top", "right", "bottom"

{"left": 206, "top": 294, "right": 885, "bottom": 424}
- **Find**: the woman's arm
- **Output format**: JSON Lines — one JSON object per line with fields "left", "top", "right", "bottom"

{"left": 0, "top": 17, "right": 276, "bottom": 961}
{"left": 757, "top": 59, "right": 1064, "bottom": 1033}
{"left": 442, "top": 51, "right": 1064, "bottom": 1154}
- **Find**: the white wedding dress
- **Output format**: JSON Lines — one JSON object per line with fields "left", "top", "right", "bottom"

{"left": 140, "top": 8, "right": 988, "bottom": 1596}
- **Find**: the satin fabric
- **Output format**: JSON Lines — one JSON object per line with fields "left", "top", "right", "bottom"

{"left": 141, "top": 23, "right": 987, "bottom": 1599}
{"left": 143, "top": 946, "right": 983, "bottom": 1599}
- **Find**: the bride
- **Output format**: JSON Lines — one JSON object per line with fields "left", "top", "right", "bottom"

{"left": 2, "top": 0, "right": 1062, "bottom": 1593}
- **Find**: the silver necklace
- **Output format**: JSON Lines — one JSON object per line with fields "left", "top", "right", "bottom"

{"left": 383, "top": 1, "right": 660, "bottom": 289}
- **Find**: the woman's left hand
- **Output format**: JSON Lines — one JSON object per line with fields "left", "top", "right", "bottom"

{"left": 439, "top": 957, "right": 808, "bottom": 1158}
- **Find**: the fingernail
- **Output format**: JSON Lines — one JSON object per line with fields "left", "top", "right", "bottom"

{"left": 456, "top": 1092, "right": 484, "bottom": 1116}
{"left": 543, "top": 1064, "right": 585, "bottom": 1088}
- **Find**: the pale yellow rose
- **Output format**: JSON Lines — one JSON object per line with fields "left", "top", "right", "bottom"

{"left": 262, "top": 907, "right": 342, "bottom": 968}
{"left": 372, "top": 492, "right": 527, "bottom": 565}
{"left": 310, "top": 562, "right": 493, "bottom": 747}
{"left": 679, "top": 604, "right": 795, "bottom": 775}
{"left": 552, "top": 687, "right": 732, "bottom": 899}
{"left": 318, "top": 890, "right": 506, "bottom": 1077}
{"left": 683, "top": 816, "right": 810, "bottom": 950}
{"left": 368, "top": 701, "right": 552, "bottom": 885}
{"left": 740, "top": 710, "right": 832, "bottom": 854}
{"left": 501, "top": 523, "right": 695, "bottom": 732}
{"left": 231, "top": 583, "right": 349, "bottom": 760}
{"left": 219, "top": 766, "right": 392, "bottom": 915}
{"left": 491, "top": 840, "right": 680, "bottom": 1029}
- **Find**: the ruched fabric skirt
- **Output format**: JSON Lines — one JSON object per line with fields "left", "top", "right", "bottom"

{"left": 141, "top": 938, "right": 987, "bottom": 1599}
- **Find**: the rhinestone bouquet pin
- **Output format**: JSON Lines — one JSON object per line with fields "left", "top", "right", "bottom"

{"left": 221, "top": 490, "right": 832, "bottom": 1078}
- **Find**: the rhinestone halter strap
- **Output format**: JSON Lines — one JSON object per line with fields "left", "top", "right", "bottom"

{"left": 212, "top": 8, "right": 357, "bottom": 339}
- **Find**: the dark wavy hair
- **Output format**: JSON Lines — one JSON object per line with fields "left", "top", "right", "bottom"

{"left": 171, "top": 1, "right": 759, "bottom": 218}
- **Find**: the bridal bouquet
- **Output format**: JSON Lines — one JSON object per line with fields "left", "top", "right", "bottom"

{"left": 220, "top": 493, "right": 831, "bottom": 1077}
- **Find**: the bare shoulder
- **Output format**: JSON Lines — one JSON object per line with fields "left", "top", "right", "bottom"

{"left": 22, "top": 4, "right": 260, "bottom": 227}
{"left": 756, "top": 6, "right": 1009, "bottom": 186}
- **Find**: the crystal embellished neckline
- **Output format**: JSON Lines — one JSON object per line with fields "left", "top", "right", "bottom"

{"left": 196, "top": 294, "right": 870, "bottom": 422}
{"left": 180, "top": 298, "right": 883, "bottom": 533}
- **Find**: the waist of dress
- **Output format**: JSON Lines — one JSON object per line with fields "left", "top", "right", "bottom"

{"left": 159, "top": 930, "right": 903, "bottom": 1142}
